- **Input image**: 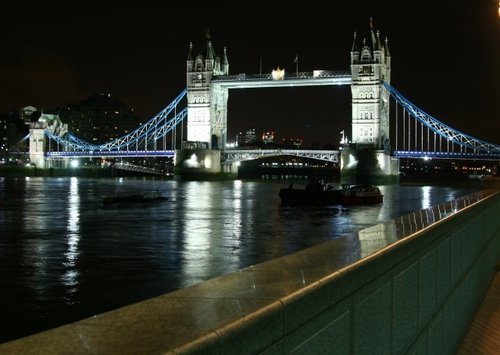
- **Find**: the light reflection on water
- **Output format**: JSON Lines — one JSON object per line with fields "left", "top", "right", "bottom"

{"left": 422, "top": 185, "right": 431, "bottom": 209}
{"left": 63, "top": 177, "right": 80, "bottom": 293}
{"left": 0, "top": 177, "right": 479, "bottom": 343}
{"left": 182, "top": 182, "right": 213, "bottom": 288}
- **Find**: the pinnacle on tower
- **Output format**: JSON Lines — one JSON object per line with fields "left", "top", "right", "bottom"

{"left": 370, "top": 17, "right": 378, "bottom": 50}
{"left": 205, "top": 29, "right": 216, "bottom": 61}
{"left": 351, "top": 31, "right": 358, "bottom": 52}
{"left": 187, "top": 42, "right": 193, "bottom": 61}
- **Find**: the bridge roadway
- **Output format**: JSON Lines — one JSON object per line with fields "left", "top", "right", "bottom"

{"left": 45, "top": 148, "right": 500, "bottom": 166}
{"left": 1, "top": 188, "right": 498, "bottom": 353}
{"left": 45, "top": 148, "right": 341, "bottom": 163}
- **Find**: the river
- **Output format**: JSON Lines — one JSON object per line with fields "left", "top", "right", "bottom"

{"left": 0, "top": 176, "right": 480, "bottom": 343}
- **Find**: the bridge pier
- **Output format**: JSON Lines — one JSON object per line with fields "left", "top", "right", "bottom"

{"left": 174, "top": 148, "right": 236, "bottom": 180}
{"left": 340, "top": 146, "right": 399, "bottom": 185}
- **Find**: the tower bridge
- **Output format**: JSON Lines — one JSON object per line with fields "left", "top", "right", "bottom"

{"left": 25, "top": 23, "right": 500, "bottom": 182}
{"left": 179, "top": 24, "right": 394, "bottom": 182}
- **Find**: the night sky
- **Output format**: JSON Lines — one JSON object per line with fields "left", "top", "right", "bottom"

{"left": 1, "top": 0, "right": 498, "bottom": 147}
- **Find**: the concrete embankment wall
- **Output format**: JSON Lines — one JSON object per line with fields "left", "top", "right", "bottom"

{"left": 1, "top": 191, "right": 499, "bottom": 354}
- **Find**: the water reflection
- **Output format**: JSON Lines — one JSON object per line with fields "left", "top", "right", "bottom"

{"left": 422, "top": 186, "right": 431, "bottom": 209}
{"left": 181, "top": 182, "right": 213, "bottom": 288}
{"left": 62, "top": 177, "right": 80, "bottom": 292}
{"left": 179, "top": 180, "right": 262, "bottom": 288}
{"left": 357, "top": 190, "right": 485, "bottom": 259}
{"left": 22, "top": 178, "right": 52, "bottom": 298}
{"left": 229, "top": 180, "right": 242, "bottom": 258}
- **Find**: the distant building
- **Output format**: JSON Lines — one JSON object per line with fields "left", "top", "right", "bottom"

{"left": 261, "top": 130, "right": 275, "bottom": 145}
{"left": 236, "top": 127, "right": 257, "bottom": 147}
{"left": 281, "top": 138, "right": 303, "bottom": 149}
{"left": 60, "top": 93, "right": 141, "bottom": 144}
{"left": 0, "top": 111, "right": 28, "bottom": 164}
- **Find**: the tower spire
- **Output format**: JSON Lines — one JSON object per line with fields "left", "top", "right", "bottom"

{"left": 222, "top": 46, "right": 229, "bottom": 74}
{"left": 205, "top": 28, "right": 216, "bottom": 61}
{"left": 187, "top": 42, "right": 193, "bottom": 61}
{"left": 370, "top": 17, "right": 378, "bottom": 49}
{"left": 351, "top": 31, "right": 357, "bottom": 52}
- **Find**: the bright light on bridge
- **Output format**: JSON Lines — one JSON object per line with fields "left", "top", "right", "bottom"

{"left": 184, "top": 154, "right": 201, "bottom": 168}
{"left": 70, "top": 160, "right": 79, "bottom": 168}
{"left": 271, "top": 67, "right": 285, "bottom": 80}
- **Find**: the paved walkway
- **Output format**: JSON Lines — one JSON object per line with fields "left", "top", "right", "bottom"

{"left": 456, "top": 270, "right": 500, "bottom": 354}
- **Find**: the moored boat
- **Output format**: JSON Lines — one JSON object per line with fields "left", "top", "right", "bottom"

{"left": 338, "top": 184, "right": 383, "bottom": 205}
{"left": 278, "top": 181, "right": 383, "bottom": 206}
{"left": 278, "top": 180, "right": 342, "bottom": 205}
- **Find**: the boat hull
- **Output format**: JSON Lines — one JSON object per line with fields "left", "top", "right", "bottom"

{"left": 338, "top": 184, "right": 384, "bottom": 205}
{"left": 278, "top": 184, "right": 383, "bottom": 206}
{"left": 339, "top": 194, "right": 383, "bottom": 205}
{"left": 278, "top": 188, "right": 341, "bottom": 205}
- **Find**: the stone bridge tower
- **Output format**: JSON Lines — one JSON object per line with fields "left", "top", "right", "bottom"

{"left": 341, "top": 20, "right": 399, "bottom": 184}
{"left": 350, "top": 20, "right": 391, "bottom": 151}
{"left": 185, "top": 31, "right": 229, "bottom": 150}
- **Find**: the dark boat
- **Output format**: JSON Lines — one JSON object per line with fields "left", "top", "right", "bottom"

{"left": 279, "top": 181, "right": 383, "bottom": 206}
{"left": 338, "top": 184, "right": 383, "bottom": 205}
{"left": 278, "top": 180, "right": 342, "bottom": 205}
{"left": 103, "top": 190, "right": 167, "bottom": 205}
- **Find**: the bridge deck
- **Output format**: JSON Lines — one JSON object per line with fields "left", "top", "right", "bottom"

{"left": 456, "top": 265, "right": 500, "bottom": 354}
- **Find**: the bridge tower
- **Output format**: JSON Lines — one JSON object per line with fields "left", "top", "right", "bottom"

{"left": 28, "top": 114, "right": 69, "bottom": 170}
{"left": 341, "top": 20, "right": 399, "bottom": 184}
{"left": 185, "top": 31, "right": 229, "bottom": 149}
{"left": 175, "top": 31, "right": 232, "bottom": 179}
{"left": 350, "top": 21, "right": 391, "bottom": 150}
{"left": 29, "top": 127, "right": 47, "bottom": 169}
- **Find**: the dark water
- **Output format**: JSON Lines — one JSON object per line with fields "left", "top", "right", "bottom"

{"left": 0, "top": 177, "right": 479, "bottom": 343}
